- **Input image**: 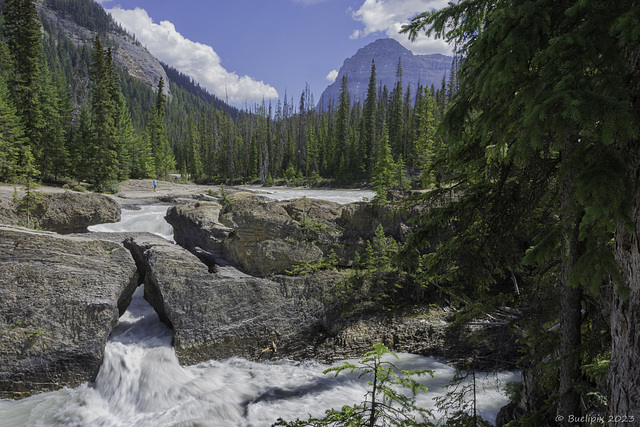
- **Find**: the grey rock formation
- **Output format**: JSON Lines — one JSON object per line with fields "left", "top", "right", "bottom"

{"left": 219, "top": 194, "right": 327, "bottom": 275}
{"left": 0, "top": 191, "right": 121, "bottom": 233}
{"left": 37, "top": 192, "right": 121, "bottom": 233}
{"left": 166, "top": 193, "right": 344, "bottom": 276}
{"left": 166, "top": 192, "right": 419, "bottom": 276}
{"left": 313, "top": 311, "right": 451, "bottom": 363}
{"left": 36, "top": 2, "right": 170, "bottom": 97}
{"left": 318, "top": 38, "right": 452, "bottom": 109}
{"left": 0, "top": 226, "right": 138, "bottom": 398}
{"left": 121, "top": 233, "right": 325, "bottom": 365}
{"left": 163, "top": 194, "right": 519, "bottom": 367}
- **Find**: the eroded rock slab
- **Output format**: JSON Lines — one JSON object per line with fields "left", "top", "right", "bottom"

{"left": 0, "top": 226, "right": 138, "bottom": 398}
{"left": 122, "top": 233, "right": 325, "bottom": 365}
{"left": 37, "top": 192, "right": 121, "bottom": 233}
{"left": 0, "top": 191, "right": 121, "bottom": 233}
{"left": 166, "top": 192, "right": 421, "bottom": 277}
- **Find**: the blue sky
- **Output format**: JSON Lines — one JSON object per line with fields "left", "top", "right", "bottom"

{"left": 98, "top": 0, "right": 451, "bottom": 106}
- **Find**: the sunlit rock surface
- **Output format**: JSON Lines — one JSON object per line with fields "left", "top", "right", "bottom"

{"left": 0, "top": 191, "right": 121, "bottom": 233}
{"left": 120, "top": 232, "right": 326, "bottom": 365}
{"left": 0, "top": 226, "right": 138, "bottom": 398}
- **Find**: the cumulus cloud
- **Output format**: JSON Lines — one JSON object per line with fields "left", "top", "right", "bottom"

{"left": 350, "top": 0, "right": 452, "bottom": 55}
{"left": 325, "top": 69, "right": 339, "bottom": 82}
{"left": 106, "top": 7, "right": 278, "bottom": 105}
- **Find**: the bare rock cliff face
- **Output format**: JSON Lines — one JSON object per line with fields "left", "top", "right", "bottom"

{"left": 36, "top": 2, "right": 170, "bottom": 96}
{"left": 0, "top": 226, "right": 138, "bottom": 398}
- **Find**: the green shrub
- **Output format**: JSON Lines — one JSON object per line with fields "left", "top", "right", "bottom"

{"left": 93, "top": 180, "right": 119, "bottom": 194}
{"left": 274, "top": 343, "right": 434, "bottom": 426}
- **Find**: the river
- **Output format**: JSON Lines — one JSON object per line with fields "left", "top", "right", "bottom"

{"left": 0, "top": 195, "right": 519, "bottom": 426}
{"left": 237, "top": 186, "right": 375, "bottom": 205}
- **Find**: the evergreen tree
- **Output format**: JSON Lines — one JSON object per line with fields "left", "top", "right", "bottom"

{"left": 2, "top": 0, "right": 45, "bottom": 175}
{"left": 128, "top": 131, "right": 154, "bottom": 179}
{"left": 148, "top": 77, "right": 175, "bottom": 178}
{"left": 361, "top": 60, "right": 377, "bottom": 180}
{"left": 0, "top": 17, "right": 14, "bottom": 84}
{"left": 0, "top": 73, "right": 25, "bottom": 182}
{"left": 388, "top": 58, "right": 405, "bottom": 159}
{"left": 371, "top": 126, "right": 396, "bottom": 204}
{"left": 40, "top": 71, "right": 70, "bottom": 181}
{"left": 403, "top": 0, "right": 640, "bottom": 421}
{"left": 113, "top": 92, "right": 136, "bottom": 180}
{"left": 88, "top": 35, "right": 119, "bottom": 188}
{"left": 306, "top": 125, "right": 319, "bottom": 176}
{"left": 15, "top": 142, "right": 41, "bottom": 228}
{"left": 274, "top": 343, "right": 433, "bottom": 427}
{"left": 414, "top": 86, "right": 438, "bottom": 188}
{"left": 69, "top": 103, "right": 92, "bottom": 182}
{"left": 335, "top": 74, "right": 350, "bottom": 181}
{"left": 184, "top": 111, "right": 203, "bottom": 181}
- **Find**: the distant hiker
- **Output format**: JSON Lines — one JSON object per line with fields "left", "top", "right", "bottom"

{"left": 153, "top": 178, "right": 157, "bottom": 192}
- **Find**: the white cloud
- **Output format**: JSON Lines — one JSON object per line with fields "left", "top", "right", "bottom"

{"left": 106, "top": 7, "right": 278, "bottom": 105}
{"left": 325, "top": 69, "right": 339, "bottom": 82}
{"left": 350, "top": 0, "right": 452, "bottom": 55}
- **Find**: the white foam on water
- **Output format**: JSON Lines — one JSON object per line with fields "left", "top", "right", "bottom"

{"left": 0, "top": 289, "right": 519, "bottom": 426}
{"left": 0, "top": 200, "right": 520, "bottom": 426}
{"left": 88, "top": 205, "right": 175, "bottom": 243}
{"left": 238, "top": 186, "right": 375, "bottom": 204}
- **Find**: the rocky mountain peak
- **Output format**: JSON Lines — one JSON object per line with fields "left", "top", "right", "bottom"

{"left": 317, "top": 38, "right": 452, "bottom": 109}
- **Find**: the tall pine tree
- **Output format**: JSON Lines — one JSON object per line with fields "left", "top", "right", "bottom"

{"left": 360, "top": 60, "right": 377, "bottom": 180}
{"left": 0, "top": 72, "right": 26, "bottom": 182}
{"left": 88, "top": 35, "right": 119, "bottom": 188}
{"left": 2, "top": 0, "right": 45, "bottom": 177}
{"left": 403, "top": 0, "right": 640, "bottom": 421}
{"left": 148, "top": 77, "right": 175, "bottom": 179}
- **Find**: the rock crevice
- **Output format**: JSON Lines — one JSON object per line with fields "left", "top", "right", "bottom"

{"left": 120, "top": 232, "right": 326, "bottom": 365}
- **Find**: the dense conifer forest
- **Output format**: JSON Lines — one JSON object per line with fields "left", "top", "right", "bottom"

{"left": 2, "top": 0, "right": 639, "bottom": 425}
{"left": 0, "top": 0, "right": 454, "bottom": 194}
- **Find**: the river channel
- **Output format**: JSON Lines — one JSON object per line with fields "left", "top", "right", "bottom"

{"left": 0, "top": 188, "right": 519, "bottom": 426}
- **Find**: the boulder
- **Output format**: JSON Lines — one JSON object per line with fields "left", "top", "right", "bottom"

{"left": 166, "top": 193, "right": 416, "bottom": 276}
{"left": 166, "top": 194, "right": 340, "bottom": 276}
{"left": 0, "top": 191, "right": 121, "bottom": 233}
{"left": 0, "top": 226, "right": 138, "bottom": 398}
{"left": 37, "top": 192, "right": 121, "bottom": 233}
{"left": 339, "top": 201, "right": 415, "bottom": 243}
{"left": 164, "top": 200, "right": 232, "bottom": 259}
{"left": 314, "top": 313, "right": 451, "bottom": 363}
{"left": 219, "top": 193, "right": 321, "bottom": 275}
{"left": 122, "top": 233, "right": 325, "bottom": 365}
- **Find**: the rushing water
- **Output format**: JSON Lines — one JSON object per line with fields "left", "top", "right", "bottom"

{"left": 0, "top": 202, "right": 519, "bottom": 426}
{"left": 88, "top": 205, "right": 175, "bottom": 242}
{"left": 237, "top": 186, "right": 375, "bottom": 204}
